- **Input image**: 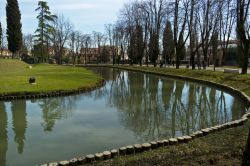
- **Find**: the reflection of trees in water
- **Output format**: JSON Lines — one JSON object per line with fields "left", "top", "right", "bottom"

{"left": 11, "top": 100, "right": 27, "bottom": 154}
{"left": 38, "top": 96, "right": 78, "bottom": 132}
{"left": 89, "top": 68, "right": 244, "bottom": 141}
{"left": 0, "top": 102, "right": 7, "bottom": 166}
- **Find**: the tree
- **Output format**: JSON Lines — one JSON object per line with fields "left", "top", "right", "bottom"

{"left": 236, "top": 0, "right": 250, "bottom": 74}
{"left": 163, "top": 20, "right": 175, "bottom": 65}
{"left": 135, "top": 24, "right": 144, "bottom": 66}
{"left": 173, "top": 0, "right": 190, "bottom": 69}
{"left": 93, "top": 31, "right": 104, "bottom": 63}
{"left": 149, "top": 31, "right": 159, "bottom": 67}
{"left": 211, "top": 31, "right": 219, "bottom": 71}
{"left": 6, "top": 0, "right": 23, "bottom": 58}
{"left": 34, "top": 1, "right": 56, "bottom": 63}
{"left": 100, "top": 45, "right": 109, "bottom": 63}
{"left": 0, "top": 22, "right": 2, "bottom": 52}
{"left": 51, "top": 15, "right": 73, "bottom": 64}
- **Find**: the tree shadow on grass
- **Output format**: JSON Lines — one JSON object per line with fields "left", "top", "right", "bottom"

{"left": 242, "top": 120, "right": 250, "bottom": 166}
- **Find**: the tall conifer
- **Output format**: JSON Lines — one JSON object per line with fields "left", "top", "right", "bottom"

{"left": 6, "top": 0, "right": 23, "bottom": 57}
{"left": 162, "top": 21, "right": 175, "bottom": 65}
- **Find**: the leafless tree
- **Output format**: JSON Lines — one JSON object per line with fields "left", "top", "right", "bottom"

{"left": 236, "top": 0, "right": 250, "bottom": 74}
{"left": 218, "top": 0, "right": 236, "bottom": 66}
{"left": 52, "top": 14, "right": 73, "bottom": 64}
{"left": 92, "top": 31, "right": 104, "bottom": 63}
{"left": 23, "top": 34, "right": 34, "bottom": 56}
{"left": 173, "top": 0, "right": 190, "bottom": 69}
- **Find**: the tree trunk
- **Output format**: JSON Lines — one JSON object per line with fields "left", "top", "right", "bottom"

{"left": 241, "top": 43, "right": 249, "bottom": 74}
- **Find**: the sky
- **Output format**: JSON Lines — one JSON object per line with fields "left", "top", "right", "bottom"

{"left": 0, "top": 0, "right": 130, "bottom": 35}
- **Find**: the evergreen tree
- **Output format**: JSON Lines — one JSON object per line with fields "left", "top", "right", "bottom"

{"left": 179, "top": 34, "right": 186, "bottom": 60}
{"left": 6, "top": 0, "right": 23, "bottom": 57}
{"left": 0, "top": 22, "right": 2, "bottom": 50}
{"left": 34, "top": 1, "right": 56, "bottom": 63}
{"left": 211, "top": 31, "right": 218, "bottom": 70}
{"left": 149, "top": 31, "right": 159, "bottom": 67}
{"left": 162, "top": 21, "right": 175, "bottom": 65}
{"left": 135, "top": 24, "right": 144, "bottom": 66}
{"left": 128, "top": 29, "right": 136, "bottom": 65}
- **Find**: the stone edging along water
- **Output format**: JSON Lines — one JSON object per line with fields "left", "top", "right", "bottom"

{"left": 0, "top": 79, "right": 105, "bottom": 101}
{"left": 40, "top": 65, "right": 250, "bottom": 166}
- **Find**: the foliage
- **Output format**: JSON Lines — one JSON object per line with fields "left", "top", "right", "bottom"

{"left": 32, "top": 44, "right": 49, "bottom": 63}
{"left": 100, "top": 46, "right": 109, "bottom": 63}
{"left": 6, "top": 0, "right": 23, "bottom": 55}
{"left": 34, "top": 1, "right": 56, "bottom": 63}
{"left": 0, "top": 22, "right": 2, "bottom": 48}
{"left": 162, "top": 21, "right": 175, "bottom": 64}
{"left": 148, "top": 31, "right": 159, "bottom": 67}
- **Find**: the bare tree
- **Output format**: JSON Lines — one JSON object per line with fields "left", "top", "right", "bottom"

{"left": 79, "top": 34, "right": 92, "bottom": 64}
{"left": 105, "top": 24, "right": 118, "bottom": 65}
{"left": 93, "top": 31, "right": 104, "bottom": 63}
{"left": 173, "top": 0, "right": 190, "bottom": 69}
{"left": 218, "top": 0, "right": 236, "bottom": 66}
{"left": 52, "top": 14, "right": 73, "bottom": 64}
{"left": 23, "top": 34, "right": 34, "bottom": 56}
{"left": 236, "top": 0, "right": 250, "bottom": 74}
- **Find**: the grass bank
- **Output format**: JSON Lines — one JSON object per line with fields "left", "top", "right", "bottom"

{"left": 89, "top": 122, "right": 249, "bottom": 166}
{"left": 0, "top": 59, "right": 102, "bottom": 95}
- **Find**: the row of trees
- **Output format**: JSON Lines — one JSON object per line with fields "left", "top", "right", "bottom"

{"left": 1, "top": 0, "right": 249, "bottom": 73}
{"left": 0, "top": 0, "right": 112, "bottom": 64}
{"left": 106, "top": 0, "right": 249, "bottom": 73}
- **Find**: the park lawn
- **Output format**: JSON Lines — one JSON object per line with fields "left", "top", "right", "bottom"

{"left": 0, "top": 59, "right": 102, "bottom": 94}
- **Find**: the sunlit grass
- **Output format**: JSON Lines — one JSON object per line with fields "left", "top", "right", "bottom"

{"left": 0, "top": 59, "right": 102, "bottom": 94}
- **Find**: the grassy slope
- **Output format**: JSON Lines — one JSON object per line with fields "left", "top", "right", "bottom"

{"left": 0, "top": 59, "right": 102, "bottom": 94}
{"left": 91, "top": 122, "right": 249, "bottom": 166}
{"left": 85, "top": 65, "right": 250, "bottom": 166}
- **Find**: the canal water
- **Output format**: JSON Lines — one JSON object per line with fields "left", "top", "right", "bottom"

{"left": 0, "top": 67, "right": 247, "bottom": 165}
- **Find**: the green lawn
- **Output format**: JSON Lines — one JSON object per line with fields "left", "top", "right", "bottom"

{"left": 0, "top": 59, "right": 102, "bottom": 95}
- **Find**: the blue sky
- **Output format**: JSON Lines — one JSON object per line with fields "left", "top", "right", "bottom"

{"left": 0, "top": 0, "right": 130, "bottom": 34}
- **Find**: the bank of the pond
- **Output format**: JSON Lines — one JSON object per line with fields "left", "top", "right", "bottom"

{"left": 0, "top": 60, "right": 103, "bottom": 100}
{"left": 78, "top": 64, "right": 250, "bottom": 166}
{"left": 87, "top": 121, "right": 250, "bottom": 166}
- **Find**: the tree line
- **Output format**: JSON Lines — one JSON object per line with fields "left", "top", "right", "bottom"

{"left": 0, "top": 0, "right": 249, "bottom": 73}
{"left": 110, "top": 0, "right": 250, "bottom": 73}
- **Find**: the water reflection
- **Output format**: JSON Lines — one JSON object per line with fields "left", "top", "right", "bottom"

{"left": 0, "top": 67, "right": 247, "bottom": 166}
{"left": 90, "top": 68, "right": 245, "bottom": 140}
{"left": 39, "top": 96, "right": 78, "bottom": 132}
{"left": 0, "top": 102, "right": 7, "bottom": 166}
{"left": 11, "top": 100, "right": 27, "bottom": 154}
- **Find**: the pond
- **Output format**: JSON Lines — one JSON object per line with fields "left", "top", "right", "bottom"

{"left": 0, "top": 67, "right": 247, "bottom": 166}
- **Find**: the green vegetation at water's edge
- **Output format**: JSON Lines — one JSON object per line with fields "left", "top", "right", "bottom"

{"left": 0, "top": 59, "right": 102, "bottom": 94}
{"left": 91, "top": 122, "right": 249, "bottom": 166}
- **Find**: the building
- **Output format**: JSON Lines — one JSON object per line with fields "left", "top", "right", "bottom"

{"left": 0, "top": 49, "right": 12, "bottom": 58}
{"left": 185, "top": 40, "right": 240, "bottom": 66}
{"left": 79, "top": 46, "right": 118, "bottom": 64}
